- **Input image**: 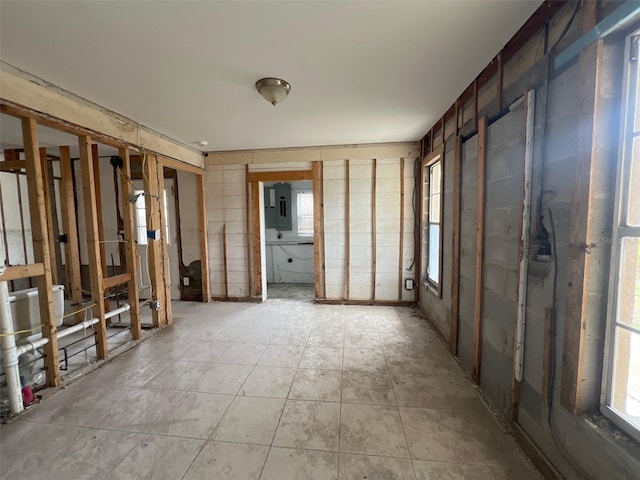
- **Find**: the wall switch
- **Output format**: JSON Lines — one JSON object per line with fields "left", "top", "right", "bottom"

{"left": 183, "top": 276, "right": 190, "bottom": 286}
{"left": 404, "top": 278, "right": 415, "bottom": 290}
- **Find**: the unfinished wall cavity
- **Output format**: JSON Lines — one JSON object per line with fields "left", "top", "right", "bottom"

{"left": 205, "top": 145, "right": 417, "bottom": 303}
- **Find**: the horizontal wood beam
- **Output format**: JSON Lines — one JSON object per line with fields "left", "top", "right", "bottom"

{"left": 0, "top": 160, "right": 26, "bottom": 171}
{"left": 0, "top": 67, "right": 203, "bottom": 168}
{"left": 103, "top": 273, "right": 132, "bottom": 290}
{"left": 0, "top": 263, "right": 45, "bottom": 282}
{"left": 246, "top": 170, "right": 313, "bottom": 183}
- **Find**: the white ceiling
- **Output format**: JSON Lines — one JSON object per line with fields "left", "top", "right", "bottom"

{"left": 0, "top": 1, "right": 541, "bottom": 152}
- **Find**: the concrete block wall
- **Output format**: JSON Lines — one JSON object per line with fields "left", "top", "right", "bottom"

{"left": 324, "top": 157, "right": 416, "bottom": 302}
{"left": 479, "top": 104, "right": 525, "bottom": 413}
{"left": 205, "top": 153, "right": 416, "bottom": 302}
{"left": 457, "top": 136, "right": 478, "bottom": 370}
{"left": 206, "top": 164, "right": 249, "bottom": 298}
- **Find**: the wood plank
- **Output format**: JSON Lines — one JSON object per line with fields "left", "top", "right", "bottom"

{"left": 1, "top": 71, "right": 203, "bottom": 168}
{"left": 245, "top": 165, "right": 253, "bottom": 297}
{"left": 312, "top": 161, "right": 325, "bottom": 299}
{"left": 450, "top": 137, "right": 462, "bottom": 354}
{"left": 398, "top": 158, "right": 405, "bottom": 301}
{"left": 119, "top": 147, "right": 141, "bottom": 340}
{"left": 472, "top": 117, "right": 488, "bottom": 384}
{"left": 103, "top": 273, "right": 132, "bottom": 290}
{"left": 39, "top": 147, "right": 58, "bottom": 285}
{"left": 345, "top": 160, "right": 350, "bottom": 300}
{"left": 143, "top": 154, "right": 164, "bottom": 327}
{"left": 91, "top": 145, "right": 108, "bottom": 278}
{"left": 197, "top": 173, "right": 210, "bottom": 302}
{"left": 560, "top": 39, "right": 604, "bottom": 414}
{"left": 371, "top": 159, "right": 377, "bottom": 301}
{"left": 59, "top": 146, "right": 83, "bottom": 321}
{"left": 0, "top": 263, "right": 44, "bottom": 282}
{"left": 223, "top": 224, "right": 229, "bottom": 298}
{"left": 251, "top": 181, "right": 262, "bottom": 298}
{"left": 157, "top": 165, "right": 172, "bottom": 324}
{"left": 161, "top": 155, "right": 204, "bottom": 175}
{"left": 79, "top": 135, "right": 109, "bottom": 359}
{"left": 246, "top": 170, "right": 312, "bottom": 183}
{"left": 22, "top": 118, "right": 61, "bottom": 386}
{"left": 0, "top": 160, "right": 26, "bottom": 171}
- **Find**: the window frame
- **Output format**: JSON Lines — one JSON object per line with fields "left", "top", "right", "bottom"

{"left": 421, "top": 147, "right": 445, "bottom": 297}
{"left": 296, "top": 190, "right": 314, "bottom": 237}
{"left": 601, "top": 31, "right": 640, "bottom": 443}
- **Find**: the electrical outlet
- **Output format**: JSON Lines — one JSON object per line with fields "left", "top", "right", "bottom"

{"left": 150, "top": 300, "right": 160, "bottom": 311}
{"left": 183, "top": 276, "right": 190, "bottom": 286}
{"left": 404, "top": 278, "right": 415, "bottom": 290}
{"left": 147, "top": 229, "right": 161, "bottom": 241}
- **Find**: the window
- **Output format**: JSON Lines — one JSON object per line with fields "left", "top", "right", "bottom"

{"left": 603, "top": 32, "right": 640, "bottom": 441}
{"left": 297, "top": 191, "right": 314, "bottom": 236}
{"left": 422, "top": 151, "right": 443, "bottom": 293}
{"left": 134, "top": 189, "right": 170, "bottom": 245}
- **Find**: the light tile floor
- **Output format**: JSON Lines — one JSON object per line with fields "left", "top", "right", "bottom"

{"left": 0, "top": 300, "right": 543, "bottom": 479}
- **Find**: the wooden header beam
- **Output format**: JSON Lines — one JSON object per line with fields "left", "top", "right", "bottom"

{"left": 246, "top": 170, "right": 313, "bottom": 183}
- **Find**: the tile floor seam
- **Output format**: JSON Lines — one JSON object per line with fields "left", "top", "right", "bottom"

{"left": 384, "top": 339, "right": 417, "bottom": 480}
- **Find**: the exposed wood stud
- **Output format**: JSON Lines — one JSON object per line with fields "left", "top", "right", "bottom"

{"left": 472, "top": 117, "right": 488, "bottom": 384}
{"left": 59, "top": 146, "right": 83, "bottom": 322}
{"left": 197, "top": 173, "right": 210, "bottom": 302}
{"left": 22, "top": 118, "right": 61, "bottom": 386}
{"left": 0, "top": 263, "right": 45, "bottom": 282}
{"left": 345, "top": 160, "right": 350, "bottom": 300}
{"left": 371, "top": 158, "right": 377, "bottom": 301}
{"left": 39, "top": 147, "right": 58, "bottom": 285}
{"left": 250, "top": 181, "right": 262, "bottom": 298}
{"left": 450, "top": 137, "right": 462, "bottom": 355}
{"left": 16, "top": 175, "right": 30, "bottom": 279}
{"left": 398, "top": 158, "right": 405, "bottom": 302}
{"left": 171, "top": 169, "right": 185, "bottom": 299}
{"left": 474, "top": 79, "right": 479, "bottom": 130}
{"left": 245, "top": 165, "right": 253, "bottom": 297}
{"left": 118, "top": 147, "right": 141, "bottom": 340}
{"left": 157, "top": 163, "right": 172, "bottom": 324}
{"left": 77, "top": 135, "right": 108, "bottom": 360}
{"left": 91, "top": 144, "right": 110, "bottom": 318}
{"left": 561, "top": 37, "right": 607, "bottom": 414}
{"left": 143, "top": 153, "right": 163, "bottom": 327}
{"left": 223, "top": 224, "right": 229, "bottom": 298}
{"left": 312, "top": 161, "right": 326, "bottom": 299}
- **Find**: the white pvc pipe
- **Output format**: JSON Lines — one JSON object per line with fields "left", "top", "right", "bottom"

{"left": 104, "top": 303, "right": 130, "bottom": 320}
{"left": 515, "top": 89, "right": 535, "bottom": 382}
{"left": 0, "top": 242, "right": 24, "bottom": 413}
{"left": 14, "top": 303, "right": 130, "bottom": 367}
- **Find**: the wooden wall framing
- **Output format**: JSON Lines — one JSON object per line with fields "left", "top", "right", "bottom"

{"left": 246, "top": 169, "right": 319, "bottom": 301}
{"left": 472, "top": 117, "right": 488, "bottom": 384}
{"left": 22, "top": 118, "right": 61, "bottom": 386}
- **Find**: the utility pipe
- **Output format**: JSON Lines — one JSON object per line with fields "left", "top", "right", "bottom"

{"left": 0, "top": 242, "right": 24, "bottom": 413}
{"left": 515, "top": 89, "right": 535, "bottom": 382}
{"left": 15, "top": 303, "right": 131, "bottom": 356}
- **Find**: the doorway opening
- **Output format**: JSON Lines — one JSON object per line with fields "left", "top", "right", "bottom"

{"left": 263, "top": 180, "right": 314, "bottom": 300}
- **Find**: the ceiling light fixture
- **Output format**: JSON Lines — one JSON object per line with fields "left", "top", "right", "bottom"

{"left": 255, "top": 77, "right": 291, "bottom": 106}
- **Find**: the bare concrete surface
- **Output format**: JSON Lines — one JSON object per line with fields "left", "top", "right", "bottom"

{"left": 0, "top": 300, "right": 542, "bottom": 479}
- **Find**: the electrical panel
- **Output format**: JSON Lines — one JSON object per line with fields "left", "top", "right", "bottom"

{"left": 264, "top": 183, "right": 292, "bottom": 231}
